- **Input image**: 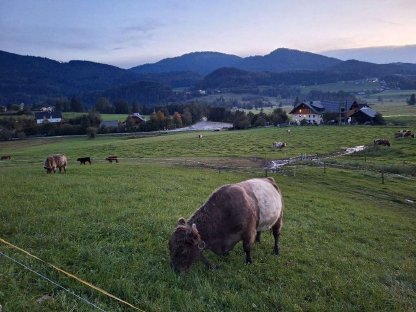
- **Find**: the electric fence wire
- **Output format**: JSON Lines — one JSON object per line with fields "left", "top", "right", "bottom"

{"left": 0, "top": 251, "right": 108, "bottom": 312}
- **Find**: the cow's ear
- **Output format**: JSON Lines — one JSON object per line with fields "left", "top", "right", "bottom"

{"left": 177, "top": 217, "right": 186, "bottom": 225}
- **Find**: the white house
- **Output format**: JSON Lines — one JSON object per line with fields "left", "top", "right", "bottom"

{"left": 34, "top": 111, "right": 62, "bottom": 124}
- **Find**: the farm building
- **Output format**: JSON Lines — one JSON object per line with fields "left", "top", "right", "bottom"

{"left": 124, "top": 112, "right": 146, "bottom": 126}
{"left": 289, "top": 101, "right": 378, "bottom": 125}
{"left": 34, "top": 111, "right": 62, "bottom": 124}
{"left": 347, "top": 102, "right": 379, "bottom": 124}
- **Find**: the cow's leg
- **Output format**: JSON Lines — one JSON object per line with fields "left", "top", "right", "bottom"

{"left": 242, "top": 229, "right": 256, "bottom": 264}
{"left": 272, "top": 212, "right": 283, "bottom": 256}
{"left": 256, "top": 232, "right": 261, "bottom": 243}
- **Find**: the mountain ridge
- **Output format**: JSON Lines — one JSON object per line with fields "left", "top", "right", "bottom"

{"left": 1, "top": 48, "right": 416, "bottom": 107}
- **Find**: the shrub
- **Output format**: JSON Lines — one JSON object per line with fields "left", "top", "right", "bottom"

{"left": 86, "top": 126, "right": 97, "bottom": 139}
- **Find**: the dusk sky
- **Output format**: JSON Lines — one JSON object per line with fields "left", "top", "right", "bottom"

{"left": 1, "top": 0, "right": 415, "bottom": 68}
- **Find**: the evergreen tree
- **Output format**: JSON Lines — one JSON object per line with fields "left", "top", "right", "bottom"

{"left": 70, "top": 97, "right": 84, "bottom": 112}
{"left": 407, "top": 93, "right": 416, "bottom": 105}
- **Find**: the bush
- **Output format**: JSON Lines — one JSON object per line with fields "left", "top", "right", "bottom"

{"left": 86, "top": 127, "right": 97, "bottom": 139}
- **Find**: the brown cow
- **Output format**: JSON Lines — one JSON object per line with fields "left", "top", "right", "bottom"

{"left": 1, "top": 155, "right": 11, "bottom": 160}
{"left": 169, "top": 177, "right": 284, "bottom": 273}
{"left": 105, "top": 156, "right": 118, "bottom": 163}
{"left": 44, "top": 154, "right": 67, "bottom": 173}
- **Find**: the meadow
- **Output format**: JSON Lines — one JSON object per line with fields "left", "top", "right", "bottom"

{"left": 0, "top": 124, "right": 415, "bottom": 311}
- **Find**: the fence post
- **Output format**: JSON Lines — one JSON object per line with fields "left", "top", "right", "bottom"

{"left": 218, "top": 167, "right": 221, "bottom": 174}
{"left": 323, "top": 162, "right": 326, "bottom": 173}
{"left": 381, "top": 171, "right": 385, "bottom": 184}
{"left": 294, "top": 165, "right": 296, "bottom": 177}
{"left": 265, "top": 169, "right": 268, "bottom": 177}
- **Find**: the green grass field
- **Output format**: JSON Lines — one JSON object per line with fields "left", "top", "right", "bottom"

{"left": 1, "top": 124, "right": 415, "bottom": 311}
{"left": 62, "top": 112, "right": 131, "bottom": 122}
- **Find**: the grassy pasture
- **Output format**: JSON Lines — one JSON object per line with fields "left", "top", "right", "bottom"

{"left": 1, "top": 125, "right": 414, "bottom": 162}
{"left": 62, "top": 113, "right": 131, "bottom": 122}
{"left": 1, "top": 125, "right": 416, "bottom": 311}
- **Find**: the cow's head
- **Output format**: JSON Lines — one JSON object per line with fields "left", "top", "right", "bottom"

{"left": 169, "top": 218, "right": 204, "bottom": 273}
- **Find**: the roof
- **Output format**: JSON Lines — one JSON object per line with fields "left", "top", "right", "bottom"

{"left": 34, "top": 111, "right": 62, "bottom": 119}
{"left": 356, "top": 106, "right": 378, "bottom": 118}
{"left": 131, "top": 113, "right": 145, "bottom": 121}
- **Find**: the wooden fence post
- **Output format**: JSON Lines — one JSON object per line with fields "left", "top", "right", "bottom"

{"left": 381, "top": 171, "right": 385, "bottom": 184}
{"left": 323, "top": 162, "right": 326, "bottom": 173}
{"left": 265, "top": 169, "right": 268, "bottom": 177}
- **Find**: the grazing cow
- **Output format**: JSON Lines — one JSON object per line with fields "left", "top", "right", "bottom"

{"left": 394, "top": 130, "right": 414, "bottom": 138}
{"left": 273, "top": 141, "right": 287, "bottom": 149}
{"left": 374, "top": 139, "right": 391, "bottom": 147}
{"left": 169, "top": 177, "right": 284, "bottom": 273}
{"left": 44, "top": 154, "right": 67, "bottom": 173}
{"left": 106, "top": 156, "right": 118, "bottom": 163}
{"left": 198, "top": 134, "right": 203, "bottom": 139}
{"left": 1, "top": 155, "right": 11, "bottom": 160}
{"left": 287, "top": 129, "right": 291, "bottom": 135}
{"left": 77, "top": 157, "right": 91, "bottom": 165}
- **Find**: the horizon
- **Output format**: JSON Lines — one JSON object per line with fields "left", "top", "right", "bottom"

{"left": 1, "top": 1, "right": 416, "bottom": 68}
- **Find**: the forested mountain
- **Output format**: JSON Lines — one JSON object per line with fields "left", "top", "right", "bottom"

{"left": 199, "top": 59, "right": 416, "bottom": 89}
{"left": 129, "top": 48, "right": 341, "bottom": 74}
{"left": 0, "top": 50, "right": 140, "bottom": 104}
{"left": 1, "top": 48, "right": 416, "bottom": 107}
{"left": 238, "top": 48, "right": 341, "bottom": 72}
{"left": 130, "top": 51, "right": 242, "bottom": 75}
{"left": 134, "top": 71, "right": 203, "bottom": 88}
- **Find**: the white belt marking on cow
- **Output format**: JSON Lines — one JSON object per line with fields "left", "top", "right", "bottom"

{"left": 246, "top": 179, "right": 282, "bottom": 231}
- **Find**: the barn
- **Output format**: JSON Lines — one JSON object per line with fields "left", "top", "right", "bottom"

{"left": 347, "top": 102, "right": 379, "bottom": 124}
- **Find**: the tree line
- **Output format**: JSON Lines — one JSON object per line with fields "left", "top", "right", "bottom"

{"left": 0, "top": 103, "right": 290, "bottom": 140}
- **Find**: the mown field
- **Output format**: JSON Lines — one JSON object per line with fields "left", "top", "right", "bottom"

{"left": 1, "top": 124, "right": 415, "bottom": 311}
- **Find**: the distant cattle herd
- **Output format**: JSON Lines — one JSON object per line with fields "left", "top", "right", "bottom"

{"left": 0, "top": 129, "right": 414, "bottom": 174}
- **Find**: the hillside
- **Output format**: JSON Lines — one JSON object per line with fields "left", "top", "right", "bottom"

{"left": 129, "top": 48, "right": 341, "bottom": 75}
{"left": 199, "top": 59, "right": 416, "bottom": 90}
{"left": 238, "top": 48, "right": 341, "bottom": 72}
{"left": 129, "top": 51, "right": 242, "bottom": 75}
{"left": 2, "top": 48, "right": 416, "bottom": 106}
{"left": 0, "top": 50, "right": 178, "bottom": 107}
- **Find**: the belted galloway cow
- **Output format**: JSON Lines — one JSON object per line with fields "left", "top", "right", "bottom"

{"left": 169, "top": 177, "right": 284, "bottom": 273}
{"left": 273, "top": 141, "right": 287, "bottom": 149}
{"left": 44, "top": 154, "right": 67, "bottom": 173}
